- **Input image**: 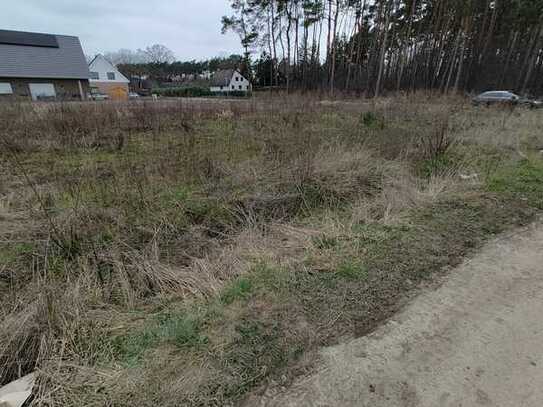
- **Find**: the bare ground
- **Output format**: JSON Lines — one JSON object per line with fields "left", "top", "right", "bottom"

{"left": 255, "top": 220, "right": 543, "bottom": 407}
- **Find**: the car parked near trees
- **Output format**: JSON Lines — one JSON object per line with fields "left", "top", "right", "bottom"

{"left": 473, "top": 91, "right": 542, "bottom": 108}
{"left": 473, "top": 91, "right": 519, "bottom": 106}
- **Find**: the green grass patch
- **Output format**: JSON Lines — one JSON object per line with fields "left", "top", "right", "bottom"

{"left": 221, "top": 277, "right": 253, "bottom": 304}
{"left": 487, "top": 157, "right": 543, "bottom": 209}
{"left": 113, "top": 312, "right": 207, "bottom": 366}
{"left": 158, "top": 185, "right": 193, "bottom": 206}
{"left": 336, "top": 259, "right": 367, "bottom": 280}
{"left": 251, "top": 262, "right": 294, "bottom": 293}
{"left": 219, "top": 262, "right": 294, "bottom": 305}
{"left": 311, "top": 234, "right": 339, "bottom": 250}
{"left": 419, "top": 154, "right": 454, "bottom": 178}
{"left": 0, "top": 243, "right": 34, "bottom": 264}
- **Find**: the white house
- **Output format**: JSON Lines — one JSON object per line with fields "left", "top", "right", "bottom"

{"left": 210, "top": 69, "right": 251, "bottom": 93}
{"left": 88, "top": 54, "right": 130, "bottom": 100}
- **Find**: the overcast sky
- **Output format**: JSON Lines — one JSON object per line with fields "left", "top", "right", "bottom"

{"left": 1, "top": 0, "right": 243, "bottom": 60}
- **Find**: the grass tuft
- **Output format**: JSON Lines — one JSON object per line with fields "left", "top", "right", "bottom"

{"left": 221, "top": 277, "right": 253, "bottom": 304}
{"left": 113, "top": 312, "right": 207, "bottom": 366}
{"left": 336, "top": 259, "right": 368, "bottom": 280}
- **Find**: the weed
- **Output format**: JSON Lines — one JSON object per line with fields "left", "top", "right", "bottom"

{"left": 419, "top": 154, "right": 456, "bottom": 178}
{"left": 361, "top": 111, "right": 385, "bottom": 129}
{"left": 221, "top": 277, "right": 253, "bottom": 304}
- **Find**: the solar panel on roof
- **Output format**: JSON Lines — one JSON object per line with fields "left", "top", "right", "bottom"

{"left": 0, "top": 29, "right": 59, "bottom": 48}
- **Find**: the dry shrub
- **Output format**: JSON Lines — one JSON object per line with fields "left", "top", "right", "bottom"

{"left": 456, "top": 107, "right": 543, "bottom": 153}
{"left": 93, "top": 249, "right": 223, "bottom": 307}
{"left": 220, "top": 142, "right": 386, "bottom": 224}
{"left": 0, "top": 302, "right": 45, "bottom": 385}
{"left": 0, "top": 101, "right": 214, "bottom": 152}
{"left": 310, "top": 144, "right": 384, "bottom": 198}
{"left": 351, "top": 165, "right": 460, "bottom": 225}
{"left": 4, "top": 221, "right": 315, "bottom": 405}
{"left": 176, "top": 223, "right": 314, "bottom": 298}
{"left": 0, "top": 277, "right": 96, "bottom": 387}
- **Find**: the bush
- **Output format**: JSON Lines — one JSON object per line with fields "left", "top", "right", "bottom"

{"left": 154, "top": 87, "right": 213, "bottom": 98}
{"left": 216, "top": 90, "right": 252, "bottom": 98}
{"left": 361, "top": 111, "right": 385, "bottom": 129}
{"left": 153, "top": 87, "right": 252, "bottom": 98}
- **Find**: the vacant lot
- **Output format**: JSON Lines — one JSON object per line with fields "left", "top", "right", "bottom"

{"left": 1, "top": 95, "right": 542, "bottom": 406}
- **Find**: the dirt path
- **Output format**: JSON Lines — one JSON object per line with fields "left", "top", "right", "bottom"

{"left": 259, "top": 222, "right": 543, "bottom": 407}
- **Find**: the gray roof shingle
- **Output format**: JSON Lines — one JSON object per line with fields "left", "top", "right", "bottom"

{"left": 0, "top": 30, "right": 89, "bottom": 80}
{"left": 211, "top": 69, "right": 235, "bottom": 87}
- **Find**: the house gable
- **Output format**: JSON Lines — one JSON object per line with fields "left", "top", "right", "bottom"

{"left": 88, "top": 55, "right": 129, "bottom": 84}
{"left": 228, "top": 71, "right": 250, "bottom": 91}
{"left": 210, "top": 69, "right": 251, "bottom": 92}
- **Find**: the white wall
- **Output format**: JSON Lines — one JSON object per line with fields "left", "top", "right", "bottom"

{"left": 228, "top": 71, "right": 251, "bottom": 91}
{"left": 89, "top": 55, "right": 129, "bottom": 84}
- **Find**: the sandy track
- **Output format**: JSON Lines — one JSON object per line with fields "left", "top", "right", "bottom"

{"left": 259, "top": 222, "right": 543, "bottom": 407}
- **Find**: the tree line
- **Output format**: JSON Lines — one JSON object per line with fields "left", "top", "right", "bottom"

{"left": 222, "top": 0, "right": 543, "bottom": 96}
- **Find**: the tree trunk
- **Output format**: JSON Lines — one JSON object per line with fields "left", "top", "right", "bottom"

{"left": 499, "top": 31, "right": 518, "bottom": 89}
{"left": 375, "top": 0, "right": 392, "bottom": 97}
{"left": 522, "top": 25, "right": 543, "bottom": 95}
{"left": 397, "top": 0, "right": 417, "bottom": 91}
{"left": 329, "top": 0, "right": 340, "bottom": 93}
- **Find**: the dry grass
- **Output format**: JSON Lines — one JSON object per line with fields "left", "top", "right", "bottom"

{"left": 0, "top": 94, "right": 541, "bottom": 406}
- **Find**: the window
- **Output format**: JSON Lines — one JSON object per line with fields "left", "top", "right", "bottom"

{"left": 107, "top": 72, "right": 116, "bottom": 80}
{"left": 0, "top": 83, "right": 13, "bottom": 95}
{"left": 220, "top": 86, "right": 223, "bottom": 90}
{"left": 235, "top": 76, "right": 239, "bottom": 81}
{"left": 231, "top": 85, "right": 235, "bottom": 90}
{"left": 29, "top": 83, "right": 56, "bottom": 101}
{"left": 90, "top": 71, "right": 99, "bottom": 80}
{"left": 239, "top": 85, "right": 242, "bottom": 90}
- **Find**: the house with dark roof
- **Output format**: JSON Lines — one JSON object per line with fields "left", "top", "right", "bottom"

{"left": 210, "top": 69, "right": 251, "bottom": 93}
{"left": 0, "top": 29, "right": 90, "bottom": 101}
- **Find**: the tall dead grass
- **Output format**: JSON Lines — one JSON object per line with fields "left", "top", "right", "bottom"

{"left": 1, "top": 93, "right": 517, "bottom": 401}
